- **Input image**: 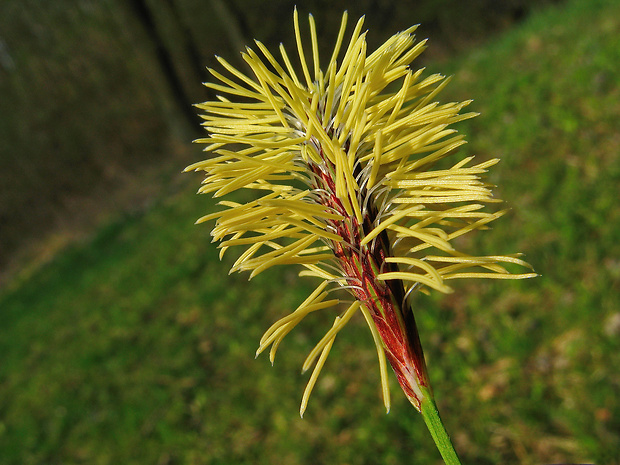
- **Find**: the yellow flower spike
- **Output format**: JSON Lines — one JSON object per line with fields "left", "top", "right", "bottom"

{"left": 188, "top": 11, "right": 536, "bottom": 465}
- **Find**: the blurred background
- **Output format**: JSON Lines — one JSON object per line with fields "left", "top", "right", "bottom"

{"left": 1, "top": 0, "right": 618, "bottom": 463}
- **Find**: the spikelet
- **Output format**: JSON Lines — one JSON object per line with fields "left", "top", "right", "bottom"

{"left": 187, "top": 10, "right": 536, "bottom": 417}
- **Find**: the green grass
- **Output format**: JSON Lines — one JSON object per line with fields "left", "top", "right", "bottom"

{"left": 2, "top": 0, "right": 620, "bottom": 463}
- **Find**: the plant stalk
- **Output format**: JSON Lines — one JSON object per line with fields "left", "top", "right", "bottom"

{"left": 419, "top": 387, "right": 462, "bottom": 465}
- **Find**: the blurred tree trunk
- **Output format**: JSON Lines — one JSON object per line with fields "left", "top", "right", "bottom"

{"left": 127, "top": 0, "right": 201, "bottom": 127}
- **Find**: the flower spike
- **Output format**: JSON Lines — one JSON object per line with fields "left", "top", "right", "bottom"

{"left": 187, "top": 10, "right": 536, "bottom": 464}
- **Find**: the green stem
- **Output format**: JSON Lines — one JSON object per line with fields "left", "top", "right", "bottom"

{"left": 419, "top": 388, "right": 462, "bottom": 465}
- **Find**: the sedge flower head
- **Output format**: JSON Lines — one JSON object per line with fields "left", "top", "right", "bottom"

{"left": 186, "top": 10, "right": 536, "bottom": 417}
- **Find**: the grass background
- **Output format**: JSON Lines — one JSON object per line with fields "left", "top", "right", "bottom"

{"left": 1, "top": 0, "right": 619, "bottom": 463}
